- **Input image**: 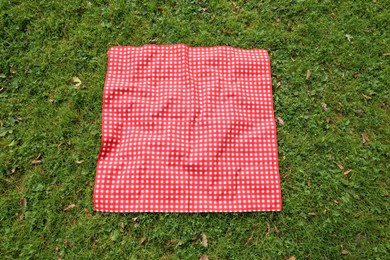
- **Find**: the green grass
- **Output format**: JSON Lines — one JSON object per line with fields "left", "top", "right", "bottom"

{"left": 1, "top": 0, "right": 389, "bottom": 259}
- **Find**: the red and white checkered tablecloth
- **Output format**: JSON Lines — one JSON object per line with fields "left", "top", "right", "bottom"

{"left": 94, "top": 44, "right": 282, "bottom": 212}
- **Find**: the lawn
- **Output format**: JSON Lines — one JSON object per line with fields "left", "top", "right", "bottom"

{"left": 0, "top": 0, "right": 389, "bottom": 259}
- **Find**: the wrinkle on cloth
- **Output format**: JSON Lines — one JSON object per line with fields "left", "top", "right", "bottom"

{"left": 94, "top": 44, "right": 282, "bottom": 212}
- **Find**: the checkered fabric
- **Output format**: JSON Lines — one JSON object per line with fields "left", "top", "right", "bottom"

{"left": 94, "top": 44, "right": 282, "bottom": 212}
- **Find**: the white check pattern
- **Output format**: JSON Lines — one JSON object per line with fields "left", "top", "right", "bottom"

{"left": 94, "top": 44, "right": 282, "bottom": 212}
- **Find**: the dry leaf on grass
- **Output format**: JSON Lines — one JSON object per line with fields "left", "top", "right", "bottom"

{"left": 343, "top": 169, "right": 352, "bottom": 175}
{"left": 84, "top": 208, "right": 92, "bottom": 217}
{"left": 306, "top": 69, "right": 312, "bottom": 80}
{"left": 139, "top": 237, "right": 146, "bottom": 245}
{"left": 266, "top": 222, "right": 271, "bottom": 234}
{"left": 231, "top": 1, "right": 239, "bottom": 10}
{"left": 63, "top": 239, "right": 73, "bottom": 248}
{"left": 276, "top": 117, "right": 285, "bottom": 126}
{"left": 274, "top": 225, "right": 280, "bottom": 234}
{"left": 199, "top": 255, "right": 209, "bottom": 260}
{"left": 321, "top": 102, "right": 329, "bottom": 111}
{"left": 149, "top": 37, "right": 159, "bottom": 43}
{"left": 356, "top": 109, "right": 364, "bottom": 116}
{"left": 19, "top": 197, "right": 27, "bottom": 207}
{"left": 168, "top": 239, "right": 183, "bottom": 247}
{"left": 340, "top": 244, "right": 350, "bottom": 254}
{"left": 361, "top": 131, "right": 370, "bottom": 144}
{"left": 64, "top": 204, "right": 76, "bottom": 211}
{"left": 288, "top": 256, "right": 296, "bottom": 260}
{"left": 76, "top": 160, "right": 84, "bottom": 164}
{"left": 335, "top": 162, "right": 344, "bottom": 170}
{"left": 73, "top": 76, "right": 82, "bottom": 87}
{"left": 31, "top": 154, "right": 42, "bottom": 165}
{"left": 362, "top": 94, "right": 371, "bottom": 100}
{"left": 201, "top": 232, "right": 208, "bottom": 247}
{"left": 245, "top": 235, "right": 253, "bottom": 244}
{"left": 168, "top": 239, "right": 177, "bottom": 245}
{"left": 10, "top": 64, "right": 16, "bottom": 74}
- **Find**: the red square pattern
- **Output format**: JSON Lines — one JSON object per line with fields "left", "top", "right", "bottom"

{"left": 94, "top": 44, "right": 282, "bottom": 212}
